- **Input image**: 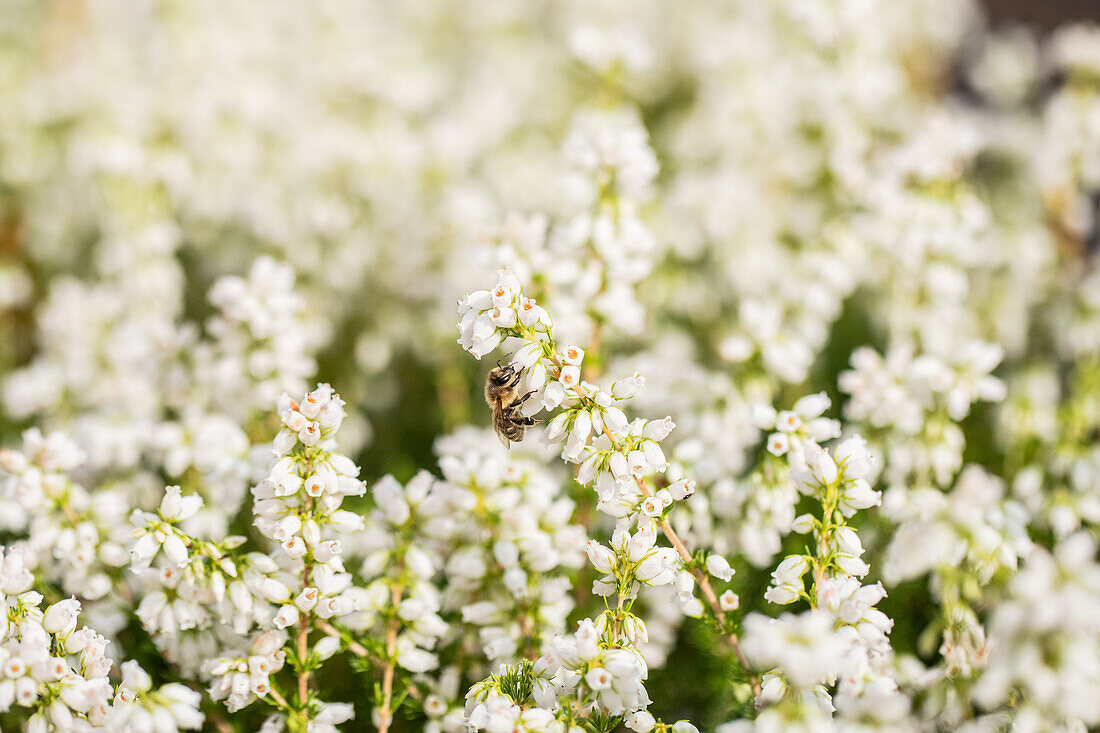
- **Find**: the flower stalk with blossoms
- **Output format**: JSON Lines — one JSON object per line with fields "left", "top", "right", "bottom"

{"left": 740, "top": 436, "right": 908, "bottom": 728}
{"left": 480, "top": 106, "right": 661, "bottom": 355}
{"left": 838, "top": 342, "right": 1007, "bottom": 490}
{"left": 335, "top": 472, "right": 449, "bottom": 733}
{"left": 0, "top": 430, "right": 135, "bottom": 623}
{"left": 458, "top": 268, "right": 760, "bottom": 698}
{"left": 464, "top": 612, "right": 700, "bottom": 733}
{"left": 130, "top": 384, "right": 365, "bottom": 732}
{"left": 763, "top": 437, "right": 880, "bottom": 606}
{"left": 436, "top": 429, "right": 585, "bottom": 666}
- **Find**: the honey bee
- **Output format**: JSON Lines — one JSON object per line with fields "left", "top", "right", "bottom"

{"left": 485, "top": 359, "right": 539, "bottom": 448}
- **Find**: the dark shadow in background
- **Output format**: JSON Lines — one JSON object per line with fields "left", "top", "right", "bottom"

{"left": 985, "top": 0, "right": 1098, "bottom": 32}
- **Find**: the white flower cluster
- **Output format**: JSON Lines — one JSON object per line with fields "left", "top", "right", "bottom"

{"left": 701, "top": 394, "right": 843, "bottom": 570}
{"left": 204, "top": 629, "right": 289, "bottom": 713}
{"left": 736, "top": 437, "right": 902, "bottom": 731}
{"left": 0, "top": 546, "right": 202, "bottom": 731}
{"left": 972, "top": 533, "right": 1100, "bottom": 728}
{"left": 463, "top": 610, "right": 704, "bottom": 733}
{"left": 200, "top": 257, "right": 325, "bottom": 419}
{"left": 840, "top": 342, "right": 1006, "bottom": 487}
{"left": 2, "top": 253, "right": 322, "bottom": 560}
{"left": 437, "top": 430, "right": 584, "bottom": 666}
{"left": 468, "top": 618, "right": 651, "bottom": 722}
{"left": 482, "top": 107, "right": 660, "bottom": 344}
{"left": 346, "top": 472, "right": 449, "bottom": 688}
{"left": 1002, "top": 360, "right": 1100, "bottom": 542}
{"left": 0, "top": 430, "right": 130, "bottom": 633}
{"left": 884, "top": 467, "right": 1031, "bottom": 676}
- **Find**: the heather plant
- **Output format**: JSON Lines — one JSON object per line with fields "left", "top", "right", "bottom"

{"left": 1, "top": 1, "right": 1100, "bottom": 732}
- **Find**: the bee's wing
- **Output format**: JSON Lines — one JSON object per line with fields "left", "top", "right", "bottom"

{"left": 490, "top": 401, "right": 511, "bottom": 449}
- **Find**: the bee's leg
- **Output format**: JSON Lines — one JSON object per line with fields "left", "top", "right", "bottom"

{"left": 515, "top": 390, "right": 537, "bottom": 406}
{"left": 503, "top": 403, "right": 538, "bottom": 425}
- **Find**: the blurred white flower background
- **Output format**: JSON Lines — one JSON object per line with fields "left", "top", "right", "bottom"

{"left": 0, "top": 0, "right": 1099, "bottom": 731}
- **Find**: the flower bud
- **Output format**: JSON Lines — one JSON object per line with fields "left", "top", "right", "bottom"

{"left": 706, "top": 555, "right": 734, "bottom": 582}
{"left": 564, "top": 411, "right": 592, "bottom": 461}
{"left": 577, "top": 453, "right": 601, "bottom": 486}
{"left": 835, "top": 436, "right": 871, "bottom": 478}
{"left": 160, "top": 486, "right": 183, "bottom": 520}
{"left": 643, "top": 441, "right": 667, "bottom": 473}
{"left": 545, "top": 412, "right": 570, "bottom": 442}
{"left": 302, "top": 520, "right": 321, "bottom": 546}
{"left": 627, "top": 524, "right": 657, "bottom": 561}
{"left": 513, "top": 342, "right": 542, "bottom": 369}
{"left": 542, "top": 381, "right": 566, "bottom": 410}
{"left": 806, "top": 444, "right": 838, "bottom": 485}
{"left": 611, "top": 373, "right": 644, "bottom": 399}
{"left": 329, "top": 510, "right": 365, "bottom": 533}
{"left": 643, "top": 416, "right": 675, "bottom": 441}
{"left": 315, "top": 635, "right": 341, "bottom": 660}
{"left": 764, "top": 584, "right": 800, "bottom": 605}
{"left": 575, "top": 620, "right": 599, "bottom": 661}
{"left": 27, "top": 713, "right": 47, "bottom": 733}
{"left": 794, "top": 392, "right": 830, "bottom": 418}
{"left": 273, "top": 429, "right": 296, "bottom": 455}
{"left": 602, "top": 406, "right": 629, "bottom": 436}
{"left": 787, "top": 516, "right": 813, "bottom": 538}
{"left": 120, "top": 660, "right": 152, "bottom": 692}
{"left": 261, "top": 579, "right": 292, "bottom": 603}
{"left": 162, "top": 534, "right": 189, "bottom": 567}
{"left": 836, "top": 553, "right": 870, "bottom": 577}
{"left": 833, "top": 526, "right": 863, "bottom": 557}
{"left": 608, "top": 451, "right": 629, "bottom": 479}
{"left": 318, "top": 401, "right": 345, "bottom": 430}
{"left": 42, "top": 598, "right": 80, "bottom": 637}
{"left": 585, "top": 541, "right": 615, "bottom": 574}
{"left": 774, "top": 555, "right": 809, "bottom": 584}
